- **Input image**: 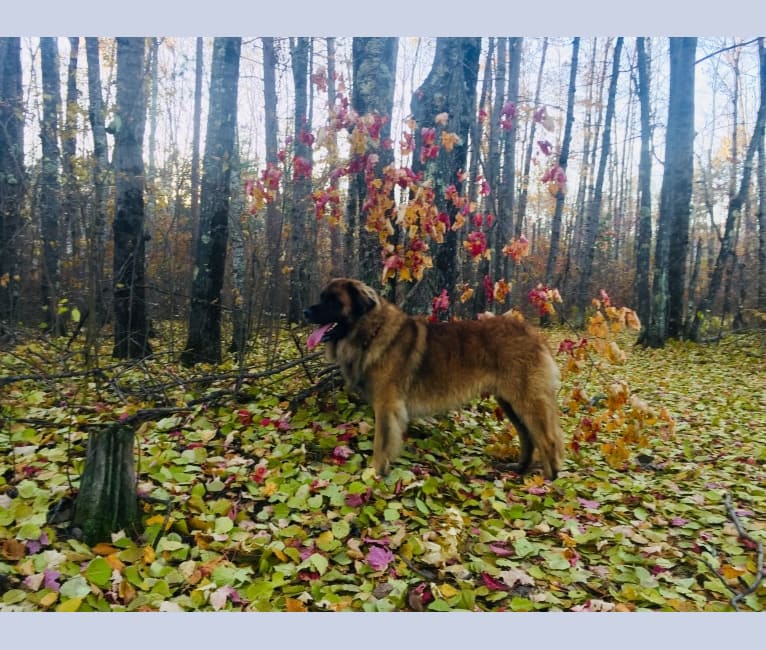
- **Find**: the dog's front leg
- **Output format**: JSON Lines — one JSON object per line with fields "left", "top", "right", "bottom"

{"left": 372, "top": 395, "right": 408, "bottom": 476}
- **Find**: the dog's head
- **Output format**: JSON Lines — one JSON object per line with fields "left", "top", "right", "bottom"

{"left": 304, "top": 278, "right": 380, "bottom": 350}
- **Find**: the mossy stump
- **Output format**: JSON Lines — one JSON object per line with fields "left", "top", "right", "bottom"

{"left": 72, "top": 424, "right": 138, "bottom": 544}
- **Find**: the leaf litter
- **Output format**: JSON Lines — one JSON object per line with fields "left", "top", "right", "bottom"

{"left": 0, "top": 329, "right": 764, "bottom": 611}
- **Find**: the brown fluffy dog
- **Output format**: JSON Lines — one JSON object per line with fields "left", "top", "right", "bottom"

{"left": 304, "top": 278, "right": 564, "bottom": 479}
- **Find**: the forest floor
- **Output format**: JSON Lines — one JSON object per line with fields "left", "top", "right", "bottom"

{"left": 1, "top": 325, "right": 764, "bottom": 612}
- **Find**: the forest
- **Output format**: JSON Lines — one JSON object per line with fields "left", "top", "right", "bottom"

{"left": 0, "top": 36, "right": 764, "bottom": 614}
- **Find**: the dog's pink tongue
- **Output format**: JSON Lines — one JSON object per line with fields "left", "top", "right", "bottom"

{"left": 307, "top": 324, "right": 333, "bottom": 350}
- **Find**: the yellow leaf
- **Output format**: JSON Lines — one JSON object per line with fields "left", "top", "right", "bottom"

{"left": 118, "top": 580, "right": 137, "bottom": 604}
{"left": 92, "top": 543, "right": 119, "bottom": 556}
{"left": 263, "top": 481, "right": 278, "bottom": 497}
{"left": 57, "top": 597, "right": 83, "bottom": 612}
{"left": 438, "top": 583, "right": 459, "bottom": 599}
{"left": 317, "top": 531, "right": 334, "bottom": 547}
{"left": 720, "top": 564, "right": 746, "bottom": 581}
{"left": 39, "top": 591, "right": 59, "bottom": 608}
{"left": 272, "top": 547, "right": 288, "bottom": 562}
{"left": 142, "top": 546, "right": 156, "bottom": 565}
{"left": 285, "top": 597, "right": 308, "bottom": 612}
{"left": 105, "top": 554, "right": 125, "bottom": 572}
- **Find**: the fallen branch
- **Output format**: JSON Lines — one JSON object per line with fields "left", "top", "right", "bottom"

{"left": 724, "top": 493, "right": 764, "bottom": 611}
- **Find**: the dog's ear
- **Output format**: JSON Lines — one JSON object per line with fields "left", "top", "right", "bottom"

{"left": 348, "top": 281, "right": 380, "bottom": 317}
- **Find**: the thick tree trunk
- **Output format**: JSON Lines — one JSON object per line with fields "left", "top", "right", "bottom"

{"left": 349, "top": 37, "right": 398, "bottom": 289}
{"left": 574, "top": 37, "right": 623, "bottom": 326}
{"left": 181, "top": 37, "right": 241, "bottom": 365}
{"left": 0, "top": 37, "right": 25, "bottom": 339}
{"left": 545, "top": 37, "right": 579, "bottom": 288}
{"left": 691, "top": 37, "right": 765, "bottom": 339}
{"left": 411, "top": 37, "right": 481, "bottom": 311}
{"left": 112, "top": 37, "right": 151, "bottom": 359}
{"left": 634, "top": 37, "right": 653, "bottom": 330}
{"left": 643, "top": 38, "right": 697, "bottom": 347}
{"left": 72, "top": 424, "right": 138, "bottom": 545}
{"left": 39, "top": 37, "right": 63, "bottom": 334}
{"left": 666, "top": 39, "right": 698, "bottom": 339}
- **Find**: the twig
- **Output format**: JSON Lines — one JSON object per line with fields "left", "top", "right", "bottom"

{"left": 724, "top": 493, "right": 764, "bottom": 611}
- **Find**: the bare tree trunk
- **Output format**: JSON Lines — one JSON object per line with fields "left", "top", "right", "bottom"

{"left": 634, "top": 37, "right": 653, "bottom": 329}
{"left": 84, "top": 37, "right": 109, "bottom": 362}
{"left": 0, "top": 37, "right": 26, "bottom": 339}
{"left": 666, "top": 39, "right": 698, "bottom": 339}
{"left": 574, "top": 37, "right": 623, "bottom": 326}
{"left": 473, "top": 37, "right": 499, "bottom": 313}
{"left": 496, "top": 37, "right": 522, "bottom": 282}
{"left": 190, "top": 37, "right": 203, "bottom": 237}
{"left": 545, "top": 37, "right": 579, "bottom": 288}
{"left": 62, "top": 37, "right": 81, "bottom": 260}
{"left": 181, "top": 37, "right": 241, "bottom": 365}
{"left": 228, "top": 143, "right": 247, "bottom": 356}
{"left": 146, "top": 38, "right": 159, "bottom": 223}
{"left": 643, "top": 38, "right": 697, "bottom": 347}
{"left": 326, "top": 37, "right": 344, "bottom": 278}
{"left": 691, "top": 37, "right": 765, "bottom": 339}
{"left": 261, "top": 37, "right": 285, "bottom": 327}
{"left": 39, "top": 37, "right": 63, "bottom": 334}
{"left": 349, "top": 37, "right": 398, "bottom": 289}
{"left": 112, "top": 37, "right": 151, "bottom": 359}
{"left": 287, "top": 37, "right": 311, "bottom": 323}
{"left": 516, "top": 38, "right": 548, "bottom": 237}
{"left": 411, "top": 37, "right": 481, "bottom": 311}
{"left": 759, "top": 68, "right": 766, "bottom": 311}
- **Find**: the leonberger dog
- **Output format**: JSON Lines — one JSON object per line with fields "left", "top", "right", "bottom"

{"left": 304, "top": 278, "right": 564, "bottom": 480}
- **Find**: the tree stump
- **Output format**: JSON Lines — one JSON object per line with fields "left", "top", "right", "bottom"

{"left": 73, "top": 424, "right": 138, "bottom": 544}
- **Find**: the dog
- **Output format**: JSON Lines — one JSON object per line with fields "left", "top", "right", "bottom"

{"left": 304, "top": 278, "right": 564, "bottom": 480}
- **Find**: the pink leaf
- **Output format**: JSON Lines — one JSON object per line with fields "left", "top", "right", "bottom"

{"left": 366, "top": 546, "right": 394, "bottom": 571}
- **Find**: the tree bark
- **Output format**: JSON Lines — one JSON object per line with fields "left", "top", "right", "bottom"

{"left": 190, "top": 37, "right": 203, "bottom": 237}
{"left": 643, "top": 37, "right": 697, "bottom": 347}
{"left": 261, "top": 37, "right": 285, "bottom": 321}
{"left": 759, "top": 51, "right": 766, "bottom": 311}
{"left": 181, "top": 37, "right": 241, "bottom": 365}
{"left": 326, "top": 37, "right": 344, "bottom": 278}
{"left": 39, "top": 37, "right": 63, "bottom": 334}
{"left": 84, "top": 37, "right": 110, "bottom": 361}
{"left": 496, "top": 37, "right": 522, "bottom": 282}
{"left": 516, "top": 38, "right": 548, "bottom": 237}
{"left": 0, "top": 37, "right": 26, "bottom": 339}
{"left": 349, "top": 37, "right": 398, "bottom": 289}
{"left": 62, "top": 37, "right": 81, "bottom": 260}
{"left": 634, "top": 37, "right": 653, "bottom": 330}
{"left": 411, "top": 37, "right": 481, "bottom": 311}
{"left": 287, "top": 37, "right": 311, "bottom": 323}
{"left": 574, "top": 37, "right": 623, "bottom": 326}
{"left": 113, "top": 38, "right": 151, "bottom": 359}
{"left": 72, "top": 424, "right": 138, "bottom": 545}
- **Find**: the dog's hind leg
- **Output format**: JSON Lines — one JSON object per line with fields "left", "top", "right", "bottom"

{"left": 496, "top": 397, "right": 535, "bottom": 476}
{"left": 372, "top": 395, "right": 408, "bottom": 476}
